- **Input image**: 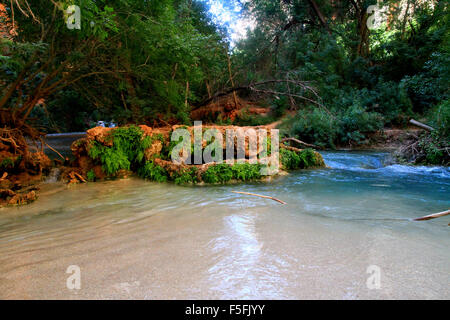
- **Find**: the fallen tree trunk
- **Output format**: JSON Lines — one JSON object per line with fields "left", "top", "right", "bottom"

{"left": 193, "top": 79, "right": 320, "bottom": 109}
{"left": 410, "top": 119, "right": 435, "bottom": 132}
{"left": 413, "top": 209, "right": 450, "bottom": 221}
{"left": 232, "top": 191, "right": 287, "bottom": 205}
{"left": 281, "top": 145, "right": 304, "bottom": 153}
{"left": 281, "top": 137, "right": 320, "bottom": 149}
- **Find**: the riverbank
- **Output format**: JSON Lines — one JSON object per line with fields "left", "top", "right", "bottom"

{"left": 1, "top": 124, "right": 326, "bottom": 207}
{"left": 2, "top": 123, "right": 447, "bottom": 208}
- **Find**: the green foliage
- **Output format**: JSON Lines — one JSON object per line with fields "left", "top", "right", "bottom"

{"left": 30, "top": 89, "right": 99, "bottom": 133}
{"left": 433, "top": 100, "right": 450, "bottom": 138}
{"left": 88, "top": 142, "right": 130, "bottom": 175}
{"left": 202, "top": 163, "right": 263, "bottom": 183}
{"left": 202, "top": 164, "right": 233, "bottom": 183}
{"left": 291, "top": 109, "right": 338, "bottom": 148}
{"left": 401, "top": 52, "right": 450, "bottom": 113}
{"left": 87, "top": 170, "right": 96, "bottom": 182}
{"left": 173, "top": 167, "right": 198, "bottom": 185}
{"left": 88, "top": 126, "right": 153, "bottom": 175}
{"left": 288, "top": 104, "right": 384, "bottom": 148}
{"left": 280, "top": 149, "right": 301, "bottom": 170}
{"left": 1, "top": 0, "right": 230, "bottom": 132}
{"left": 0, "top": 158, "right": 15, "bottom": 170}
{"left": 234, "top": 0, "right": 448, "bottom": 148}
{"left": 231, "top": 163, "right": 262, "bottom": 181}
{"left": 418, "top": 131, "right": 449, "bottom": 166}
{"left": 137, "top": 161, "right": 168, "bottom": 182}
{"left": 415, "top": 99, "right": 450, "bottom": 166}
{"left": 339, "top": 105, "right": 384, "bottom": 145}
{"left": 161, "top": 132, "right": 194, "bottom": 161}
{"left": 280, "top": 149, "right": 322, "bottom": 170}
{"left": 270, "top": 96, "right": 290, "bottom": 118}
{"left": 3, "top": 0, "right": 449, "bottom": 159}
{"left": 0, "top": 156, "right": 22, "bottom": 172}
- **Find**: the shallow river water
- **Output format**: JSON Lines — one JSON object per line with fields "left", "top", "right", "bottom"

{"left": 0, "top": 151, "right": 449, "bottom": 299}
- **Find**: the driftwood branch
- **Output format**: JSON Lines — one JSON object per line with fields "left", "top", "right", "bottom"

{"left": 281, "top": 137, "right": 320, "bottom": 149}
{"left": 232, "top": 191, "right": 287, "bottom": 205}
{"left": 44, "top": 142, "right": 65, "bottom": 161}
{"left": 281, "top": 145, "right": 303, "bottom": 153}
{"left": 74, "top": 172, "right": 87, "bottom": 183}
{"left": 410, "top": 119, "right": 435, "bottom": 132}
{"left": 413, "top": 209, "right": 450, "bottom": 221}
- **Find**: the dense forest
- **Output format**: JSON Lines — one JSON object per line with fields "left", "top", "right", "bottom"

{"left": 0, "top": 0, "right": 449, "bottom": 166}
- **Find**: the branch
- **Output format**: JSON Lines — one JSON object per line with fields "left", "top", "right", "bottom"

{"left": 409, "top": 119, "right": 435, "bottom": 132}
{"left": 414, "top": 209, "right": 450, "bottom": 221}
{"left": 232, "top": 191, "right": 287, "bottom": 205}
{"left": 194, "top": 79, "right": 322, "bottom": 109}
{"left": 281, "top": 145, "right": 303, "bottom": 153}
{"left": 281, "top": 137, "right": 321, "bottom": 149}
{"left": 307, "top": 0, "right": 331, "bottom": 34}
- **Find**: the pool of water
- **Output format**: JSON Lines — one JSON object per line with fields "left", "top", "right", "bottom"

{"left": 0, "top": 151, "right": 448, "bottom": 299}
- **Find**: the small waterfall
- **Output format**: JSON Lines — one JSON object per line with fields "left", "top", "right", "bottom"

{"left": 45, "top": 168, "right": 62, "bottom": 183}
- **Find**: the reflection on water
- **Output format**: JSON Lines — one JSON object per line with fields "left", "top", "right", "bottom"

{"left": 0, "top": 151, "right": 448, "bottom": 299}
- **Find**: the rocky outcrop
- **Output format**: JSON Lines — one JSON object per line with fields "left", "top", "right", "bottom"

{"left": 68, "top": 124, "right": 326, "bottom": 184}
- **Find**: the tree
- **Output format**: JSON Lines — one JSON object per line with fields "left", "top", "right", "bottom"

{"left": 1, "top": 1, "right": 120, "bottom": 157}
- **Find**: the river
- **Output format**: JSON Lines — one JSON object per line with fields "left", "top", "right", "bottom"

{"left": 0, "top": 151, "right": 448, "bottom": 299}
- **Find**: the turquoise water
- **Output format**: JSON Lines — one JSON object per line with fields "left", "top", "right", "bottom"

{"left": 0, "top": 151, "right": 448, "bottom": 299}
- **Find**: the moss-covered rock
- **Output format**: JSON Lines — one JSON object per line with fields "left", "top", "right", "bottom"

{"left": 70, "top": 125, "right": 326, "bottom": 185}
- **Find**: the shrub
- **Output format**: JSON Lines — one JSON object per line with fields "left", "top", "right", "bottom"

{"left": 270, "top": 96, "right": 289, "bottom": 118}
{"left": 202, "top": 164, "right": 233, "bottom": 183}
{"left": 338, "top": 105, "right": 384, "bottom": 145}
{"left": 88, "top": 126, "right": 154, "bottom": 175}
{"left": 402, "top": 52, "right": 450, "bottom": 113}
{"left": 433, "top": 99, "right": 450, "bottom": 137}
{"left": 291, "top": 109, "right": 338, "bottom": 148}
{"left": 414, "top": 100, "right": 450, "bottom": 166}
{"left": 137, "top": 161, "right": 168, "bottom": 182}
{"left": 87, "top": 169, "right": 96, "bottom": 182}
{"left": 202, "top": 163, "right": 263, "bottom": 183}
{"left": 231, "top": 163, "right": 262, "bottom": 181}
{"left": 280, "top": 149, "right": 301, "bottom": 170}
{"left": 173, "top": 167, "right": 198, "bottom": 184}
{"left": 371, "top": 81, "right": 412, "bottom": 125}
{"left": 289, "top": 102, "right": 384, "bottom": 148}
{"left": 418, "top": 131, "right": 449, "bottom": 165}
{"left": 280, "top": 148, "right": 323, "bottom": 170}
